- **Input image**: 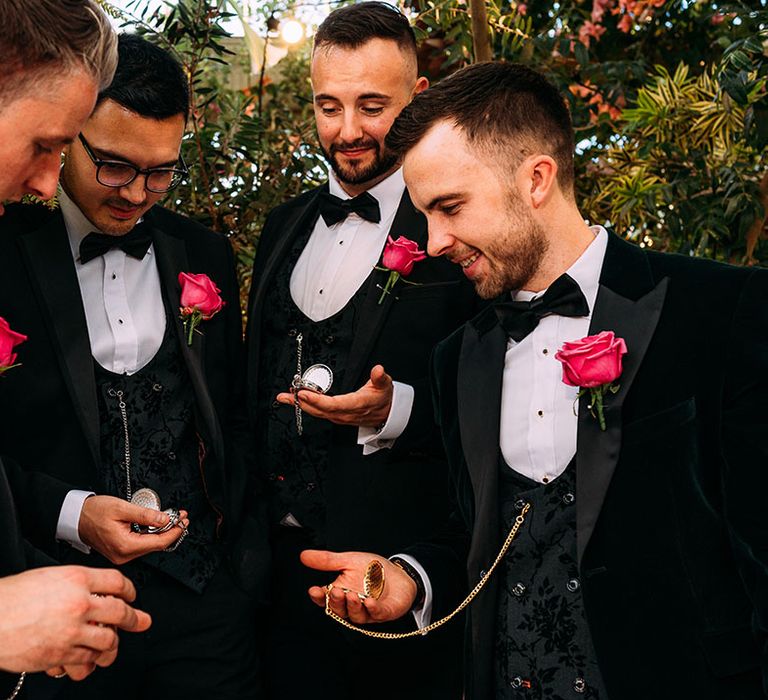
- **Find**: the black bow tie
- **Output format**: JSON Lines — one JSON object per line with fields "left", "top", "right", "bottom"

{"left": 317, "top": 191, "right": 381, "bottom": 227}
{"left": 79, "top": 223, "right": 152, "bottom": 264}
{"left": 493, "top": 273, "right": 589, "bottom": 342}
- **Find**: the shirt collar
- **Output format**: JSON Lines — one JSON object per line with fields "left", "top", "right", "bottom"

{"left": 58, "top": 187, "right": 148, "bottom": 264}
{"left": 514, "top": 225, "right": 608, "bottom": 315}
{"left": 328, "top": 167, "right": 405, "bottom": 225}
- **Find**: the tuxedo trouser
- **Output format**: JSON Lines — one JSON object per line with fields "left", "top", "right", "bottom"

{"left": 265, "top": 526, "right": 463, "bottom": 700}
{"left": 32, "top": 563, "right": 263, "bottom": 700}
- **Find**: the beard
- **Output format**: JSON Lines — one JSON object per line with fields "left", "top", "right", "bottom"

{"left": 322, "top": 137, "right": 398, "bottom": 187}
{"left": 473, "top": 193, "right": 549, "bottom": 299}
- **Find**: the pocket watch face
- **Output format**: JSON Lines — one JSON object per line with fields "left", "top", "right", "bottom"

{"left": 301, "top": 364, "right": 333, "bottom": 394}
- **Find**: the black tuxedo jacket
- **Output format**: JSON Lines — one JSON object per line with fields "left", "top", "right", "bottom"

{"left": 0, "top": 202, "right": 265, "bottom": 588}
{"left": 246, "top": 185, "right": 478, "bottom": 553}
{"left": 408, "top": 233, "right": 768, "bottom": 699}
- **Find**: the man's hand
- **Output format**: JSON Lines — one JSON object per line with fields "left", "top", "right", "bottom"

{"left": 79, "top": 495, "right": 189, "bottom": 565}
{"left": 0, "top": 566, "right": 151, "bottom": 675}
{"left": 301, "top": 549, "right": 416, "bottom": 625}
{"left": 277, "top": 365, "right": 394, "bottom": 428}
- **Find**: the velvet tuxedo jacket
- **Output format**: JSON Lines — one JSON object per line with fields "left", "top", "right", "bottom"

{"left": 408, "top": 233, "right": 768, "bottom": 699}
{"left": 0, "top": 202, "right": 265, "bottom": 588}
{"left": 246, "top": 185, "right": 478, "bottom": 554}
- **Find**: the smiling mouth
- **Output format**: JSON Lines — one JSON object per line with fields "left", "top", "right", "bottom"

{"left": 457, "top": 252, "right": 480, "bottom": 268}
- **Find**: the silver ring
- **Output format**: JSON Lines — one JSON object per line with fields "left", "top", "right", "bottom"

{"left": 53, "top": 672, "right": 67, "bottom": 679}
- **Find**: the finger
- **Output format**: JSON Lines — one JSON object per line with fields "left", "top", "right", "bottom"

{"left": 300, "top": 549, "right": 350, "bottom": 572}
{"left": 276, "top": 392, "right": 294, "bottom": 405}
{"left": 62, "top": 663, "right": 96, "bottom": 682}
{"left": 94, "top": 647, "right": 119, "bottom": 669}
{"left": 77, "top": 623, "right": 120, "bottom": 653}
{"left": 308, "top": 585, "right": 328, "bottom": 607}
{"left": 88, "top": 595, "right": 151, "bottom": 632}
{"left": 112, "top": 501, "right": 169, "bottom": 528}
{"left": 328, "top": 586, "right": 349, "bottom": 618}
{"left": 369, "top": 364, "right": 391, "bottom": 389}
{"left": 82, "top": 568, "right": 137, "bottom": 602}
{"left": 345, "top": 591, "right": 371, "bottom": 624}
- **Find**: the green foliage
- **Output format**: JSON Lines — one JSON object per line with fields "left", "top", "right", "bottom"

{"left": 106, "top": 0, "right": 767, "bottom": 278}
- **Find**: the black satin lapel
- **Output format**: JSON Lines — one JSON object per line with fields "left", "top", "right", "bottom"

{"left": 459, "top": 322, "right": 506, "bottom": 566}
{"left": 18, "top": 215, "right": 100, "bottom": 466}
{"left": 247, "top": 191, "right": 322, "bottom": 396}
{"left": 341, "top": 191, "right": 426, "bottom": 392}
{"left": 576, "top": 277, "right": 668, "bottom": 565}
{"left": 150, "top": 225, "right": 223, "bottom": 453}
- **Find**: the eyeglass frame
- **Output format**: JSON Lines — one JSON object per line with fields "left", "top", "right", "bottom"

{"left": 77, "top": 133, "right": 189, "bottom": 193}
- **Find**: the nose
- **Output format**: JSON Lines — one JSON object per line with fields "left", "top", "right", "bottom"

{"left": 339, "top": 111, "right": 363, "bottom": 144}
{"left": 119, "top": 175, "right": 148, "bottom": 205}
{"left": 426, "top": 219, "right": 455, "bottom": 258}
{"left": 24, "top": 153, "right": 62, "bottom": 201}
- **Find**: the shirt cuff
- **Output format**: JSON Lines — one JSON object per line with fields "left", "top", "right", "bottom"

{"left": 392, "top": 553, "right": 433, "bottom": 631}
{"left": 55, "top": 490, "right": 95, "bottom": 554}
{"left": 357, "top": 381, "right": 414, "bottom": 456}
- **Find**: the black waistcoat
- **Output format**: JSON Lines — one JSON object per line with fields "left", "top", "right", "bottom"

{"left": 94, "top": 314, "right": 220, "bottom": 593}
{"left": 495, "top": 457, "right": 608, "bottom": 699}
{"left": 256, "top": 218, "right": 372, "bottom": 543}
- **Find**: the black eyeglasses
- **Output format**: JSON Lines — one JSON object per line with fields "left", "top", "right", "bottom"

{"left": 78, "top": 133, "right": 188, "bottom": 193}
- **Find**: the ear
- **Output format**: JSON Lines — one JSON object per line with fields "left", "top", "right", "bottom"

{"left": 412, "top": 76, "right": 429, "bottom": 97}
{"left": 526, "top": 155, "right": 558, "bottom": 209}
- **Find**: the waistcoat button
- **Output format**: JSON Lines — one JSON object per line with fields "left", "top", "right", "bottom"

{"left": 566, "top": 578, "right": 580, "bottom": 592}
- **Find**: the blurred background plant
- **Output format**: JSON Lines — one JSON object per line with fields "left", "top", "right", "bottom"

{"left": 101, "top": 0, "right": 767, "bottom": 312}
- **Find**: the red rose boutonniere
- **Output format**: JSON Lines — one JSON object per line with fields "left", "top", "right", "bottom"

{"left": 178, "top": 272, "right": 225, "bottom": 346}
{"left": 376, "top": 235, "right": 427, "bottom": 305}
{"left": 0, "top": 317, "right": 27, "bottom": 376}
{"left": 555, "top": 330, "right": 627, "bottom": 430}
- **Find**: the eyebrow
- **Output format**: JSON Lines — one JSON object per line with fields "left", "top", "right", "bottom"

{"left": 91, "top": 144, "right": 179, "bottom": 168}
{"left": 425, "top": 193, "right": 464, "bottom": 211}
{"left": 314, "top": 92, "right": 391, "bottom": 102}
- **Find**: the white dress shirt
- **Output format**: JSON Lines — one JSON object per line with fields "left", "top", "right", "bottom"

{"left": 55, "top": 189, "right": 168, "bottom": 552}
{"left": 290, "top": 168, "right": 415, "bottom": 455}
{"left": 409, "top": 226, "right": 608, "bottom": 626}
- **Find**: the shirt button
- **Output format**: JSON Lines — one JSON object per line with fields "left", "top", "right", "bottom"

{"left": 574, "top": 677, "right": 586, "bottom": 693}
{"left": 537, "top": 410, "right": 543, "bottom": 417}
{"left": 512, "top": 582, "right": 526, "bottom": 597}
{"left": 118, "top": 319, "right": 124, "bottom": 325}
{"left": 318, "top": 289, "right": 323, "bottom": 295}
{"left": 542, "top": 348, "right": 548, "bottom": 355}
{"left": 112, "top": 273, "right": 117, "bottom": 280}
{"left": 562, "top": 492, "right": 575, "bottom": 505}
{"left": 567, "top": 578, "right": 580, "bottom": 592}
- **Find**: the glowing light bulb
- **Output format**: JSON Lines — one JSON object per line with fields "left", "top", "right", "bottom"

{"left": 281, "top": 19, "right": 304, "bottom": 45}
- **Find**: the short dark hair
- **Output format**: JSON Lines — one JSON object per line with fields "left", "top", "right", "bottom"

{"left": 98, "top": 34, "right": 189, "bottom": 120}
{"left": 386, "top": 62, "right": 575, "bottom": 194}
{"left": 0, "top": 0, "right": 116, "bottom": 105}
{"left": 313, "top": 2, "right": 416, "bottom": 59}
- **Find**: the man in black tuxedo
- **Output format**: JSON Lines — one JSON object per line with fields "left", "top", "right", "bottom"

{"left": 0, "top": 2, "right": 153, "bottom": 695}
{"left": 0, "top": 34, "right": 264, "bottom": 699}
{"left": 304, "top": 63, "right": 768, "bottom": 699}
{"left": 246, "top": 3, "right": 475, "bottom": 698}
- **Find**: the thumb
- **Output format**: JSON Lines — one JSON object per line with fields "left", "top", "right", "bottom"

{"left": 369, "top": 365, "right": 391, "bottom": 389}
{"left": 114, "top": 501, "right": 168, "bottom": 528}
{"left": 300, "top": 549, "right": 350, "bottom": 572}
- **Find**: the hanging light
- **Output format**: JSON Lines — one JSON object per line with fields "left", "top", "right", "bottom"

{"left": 280, "top": 18, "right": 305, "bottom": 45}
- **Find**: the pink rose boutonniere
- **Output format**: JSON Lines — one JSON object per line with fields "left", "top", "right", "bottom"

{"left": 0, "top": 317, "right": 28, "bottom": 376}
{"left": 376, "top": 235, "right": 427, "bottom": 304}
{"left": 555, "top": 330, "right": 627, "bottom": 431}
{"left": 178, "top": 272, "right": 225, "bottom": 346}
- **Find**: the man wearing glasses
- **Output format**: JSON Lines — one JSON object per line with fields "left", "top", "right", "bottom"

{"left": 0, "top": 34, "right": 263, "bottom": 698}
